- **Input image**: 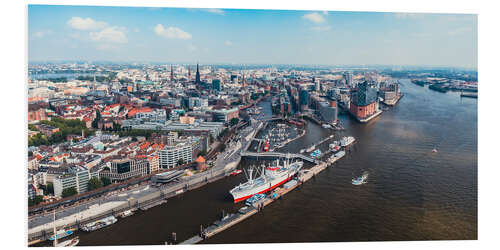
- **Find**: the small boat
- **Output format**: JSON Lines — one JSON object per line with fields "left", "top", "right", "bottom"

{"left": 340, "top": 136, "right": 355, "bottom": 147}
{"left": 56, "top": 236, "right": 79, "bottom": 247}
{"left": 245, "top": 193, "right": 266, "bottom": 206}
{"left": 310, "top": 149, "right": 322, "bottom": 158}
{"left": 352, "top": 172, "right": 368, "bottom": 185}
{"left": 231, "top": 169, "right": 243, "bottom": 176}
{"left": 118, "top": 209, "right": 134, "bottom": 218}
{"left": 432, "top": 147, "right": 438, "bottom": 153}
{"left": 49, "top": 229, "right": 73, "bottom": 241}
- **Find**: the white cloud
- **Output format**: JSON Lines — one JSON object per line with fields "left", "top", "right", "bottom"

{"left": 311, "top": 26, "right": 331, "bottom": 31}
{"left": 154, "top": 24, "right": 192, "bottom": 40}
{"left": 322, "top": 11, "right": 329, "bottom": 16}
{"left": 302, "top": 12, "right": 325, "bottom": 24}
{"left": 224, "top": 40, "right": 233, "bottom": 46}
{"left": 67, "top": 17, "right": 108, "bottom": 30}
{"left": 90, "top": 26, "right": 128, "bottom": 43}
{"left": 205, "top": 8, "right": 224, "bottom": 14}
{"left": 31, "top": 30, "right": 52, "bottom": 39}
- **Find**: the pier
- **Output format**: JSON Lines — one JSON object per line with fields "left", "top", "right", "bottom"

{"left": 180, "top": 147, "right": 348, "bottom": 245}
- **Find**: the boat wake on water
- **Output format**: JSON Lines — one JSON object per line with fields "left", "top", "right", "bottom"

{"left": 352, "top": 171, "right": 369, "bottom": 185}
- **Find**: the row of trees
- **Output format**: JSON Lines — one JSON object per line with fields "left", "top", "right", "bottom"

{"left": 57, "top": 176, "right": 112, "bottom": 199}
{"left": 29, "top": 117, "right": 94, "bottom": 147}
{"left": 87, "top": 176, "right": 112, "bottom": 191}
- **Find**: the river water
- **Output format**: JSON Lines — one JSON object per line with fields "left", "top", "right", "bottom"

{"left": 76, "top": 78, "right": 477, "bottom": 245}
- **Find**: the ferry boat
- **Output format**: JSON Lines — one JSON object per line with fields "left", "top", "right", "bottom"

{"left": 81, "top": 216, "right": 118, "bottom": 232}
{"left": 340, "top": 136, "right": 355, "bottom": 147}
{"left": 322, "top": 124, "right": 332, "bottom": 129}
{"left": 352, "top": 172, "right": 368, "bottom": 185}
{"left": 229, "top": 158, "right": 303, "bottom": 203}
{"left": 49, "top": 229, "right": 73, "bottom": 241}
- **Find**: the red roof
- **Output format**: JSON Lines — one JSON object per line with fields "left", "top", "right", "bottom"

{"left": 127, "top": 107, "right": 152, "bottom": 118}
{"left": 195, "top": 156, "right": 205, "bottom": 163}
{"left": 139, "top": 142, "right": 150, "bottom": 150}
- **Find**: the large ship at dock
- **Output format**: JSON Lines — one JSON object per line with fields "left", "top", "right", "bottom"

{"left": 229, "top": 158, "right": 303, "bottom": 203}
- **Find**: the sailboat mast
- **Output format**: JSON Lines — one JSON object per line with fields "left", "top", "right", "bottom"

{"left": 53, "top": 210, "right": 57, "bottom": 247}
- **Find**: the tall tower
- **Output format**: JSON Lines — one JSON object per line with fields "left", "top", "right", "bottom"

{"left": 188, "top": 66, "right": 191, "bottom": 80}
{"left": 170, "top": 65, "right": 174, "bottom": 82}
{"left": 195, "top": 63, "right": 201, "bottom": 84}
{"left": 242, "top": 73, "right": 246, "bottom": 87}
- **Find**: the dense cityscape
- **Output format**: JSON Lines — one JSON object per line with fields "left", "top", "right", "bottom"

{"left": 26, "top": 62, "right": 477, "bottom": 246}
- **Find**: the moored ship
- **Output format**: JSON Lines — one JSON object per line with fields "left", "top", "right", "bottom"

{"left": 81, "top": 216, "right": 117, "bottom": 232}
{"left": 229, "top": 158, "right": 303, "bottom": 203}
{"left": 340, "top": 136, "right": 355, "bottom": 147}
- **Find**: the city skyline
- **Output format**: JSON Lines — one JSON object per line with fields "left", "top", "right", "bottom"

{"left": 28, "top": 5, "right": 477, "bottom": 69}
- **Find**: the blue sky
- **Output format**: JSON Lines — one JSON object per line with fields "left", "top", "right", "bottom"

{"left": 28, "top": 5, "right": 477, "bottom": 68}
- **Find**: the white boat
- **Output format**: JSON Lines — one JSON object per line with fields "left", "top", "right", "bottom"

{"left": 229, "top": 158, "right": 303, "bottom": 203}
{"left": 352, "top": 172, "right": 368, "bottom": 185}
{"left": 81, "top": 216, "right": 118, "bottom": 232}
{"left": 340, "top": 136, "right": 355, "bottom": 147}
{"left": 56, "top": 236, "right": 79, "bottom": 247}
{"left": 305, "top": 145, "right": 316, "bottom": 153}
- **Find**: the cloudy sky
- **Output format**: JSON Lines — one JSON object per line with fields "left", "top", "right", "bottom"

{"left": 28, "top": 5, "right": 477, "bottom": 68}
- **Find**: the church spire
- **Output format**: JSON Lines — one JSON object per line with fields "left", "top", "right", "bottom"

{"left": 195, "top": 62, "right": 201, "bottom": 84}
{"left": 170, "top": 65, "right": 174, "bottom": 82}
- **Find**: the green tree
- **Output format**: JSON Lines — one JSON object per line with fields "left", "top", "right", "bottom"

{"left": 46, "top": 182, "right": 54, "bottom": 195}
{"left": 177, "top": 159, "right": 185, "bottom": 166}
{"left": 100, "top": 176, "right": 111, "bottom": 186}
{"left": 220, "top": 144, "right": 226, "bottom": 152}
{"left": 230, "top": 118, "right": 240, "bottom": 127}
{"left": 28, "top": 124, "right": 38, "bottom": 131}
{"left": 28, "top": 195, "right": 44, "bottom": 207}
{"left": 61, "top": 187, "right": 77, "bottom": 198}
{"left": 88, "top": 177, "right": 104, "bottom": 191}
{"left": 198, "top": 150, "right": 207, "bottom": 157}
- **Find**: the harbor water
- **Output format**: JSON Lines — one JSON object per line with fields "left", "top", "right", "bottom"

{"left": 76, "top": 78, "right": 477, "bottom": 245}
